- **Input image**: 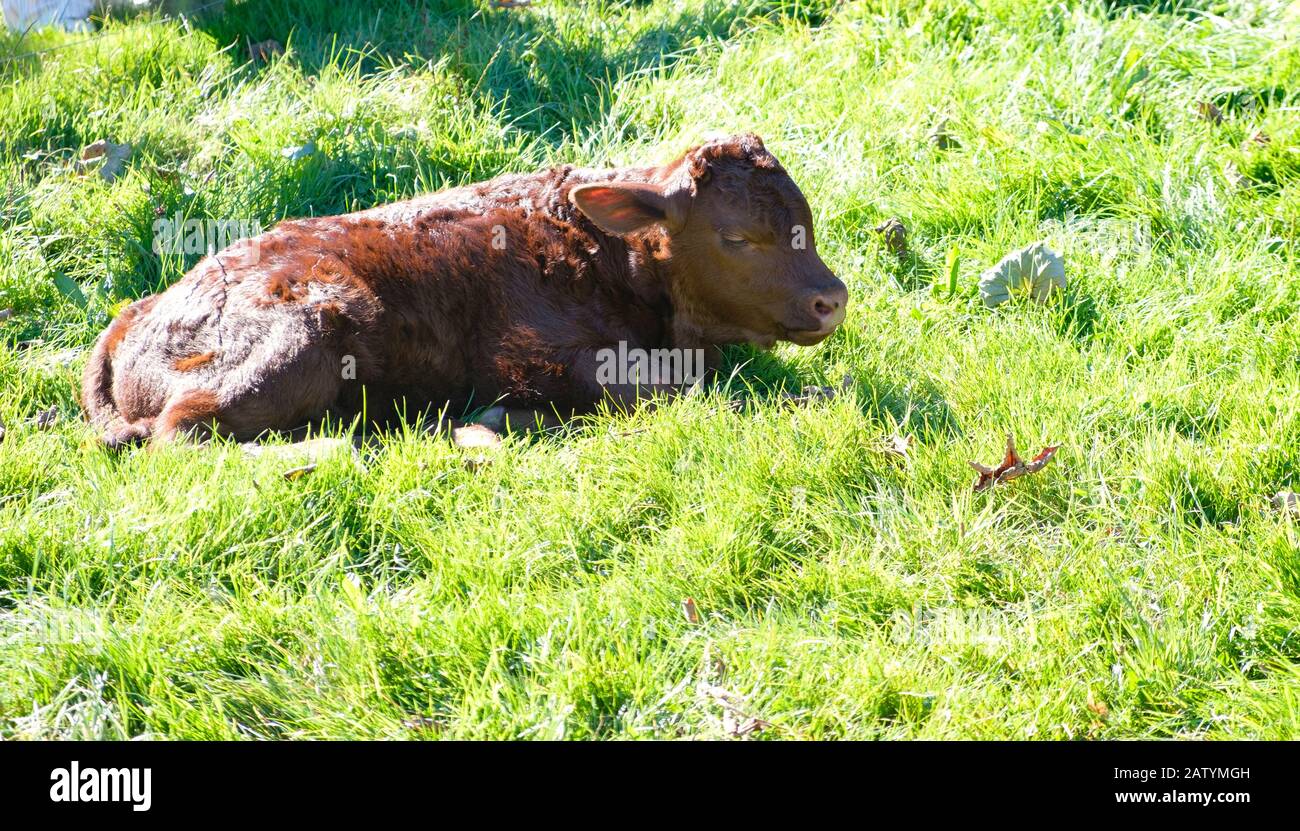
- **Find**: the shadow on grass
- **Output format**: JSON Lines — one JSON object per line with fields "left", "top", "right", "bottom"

{"left": 1052, "top": 287, "right": 1100, "bottom": 345}
{"left": 854, "top": 373, "right": 961, "bottom": 438}
{"left": 196, "top": 0, "right": 837, "bottom": 146}
{"left": 718, "top": 342, "right": 961, "bottom": 438}
{"left": 883, "top": 248, "right": 936, "bottom": 293}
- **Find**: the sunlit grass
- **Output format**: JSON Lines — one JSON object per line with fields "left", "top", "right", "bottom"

{"left": 1, "top": 0, "right": 1298, "bottom": 738}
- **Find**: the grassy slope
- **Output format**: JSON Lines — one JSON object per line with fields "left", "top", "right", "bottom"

{"left": 1, "top": 0, "right": 1298, "bottom": 739}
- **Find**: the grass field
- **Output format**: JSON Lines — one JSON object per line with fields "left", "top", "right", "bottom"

{"left": 2, "top": 0, "right": 1299, "bottom": 739}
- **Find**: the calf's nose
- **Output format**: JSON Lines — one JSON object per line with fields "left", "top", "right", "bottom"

{"left": 808, "top": 284, "right": 848, "bottom": 328}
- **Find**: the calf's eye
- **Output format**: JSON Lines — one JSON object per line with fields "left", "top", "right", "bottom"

{"left": 720, "top": 232, "right": 750, "bottom": 248}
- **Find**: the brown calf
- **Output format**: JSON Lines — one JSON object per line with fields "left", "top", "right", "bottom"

{"left": 81, "top": 133, "right": 847, "bottom": 445}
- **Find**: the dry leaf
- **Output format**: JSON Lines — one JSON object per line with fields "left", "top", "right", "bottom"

{"left": 1248, "top": 130, "right": 1271, "bottom": 148}
{"left": 979, "top": 241, "right": 1065, "bottom": 307}
{"left": 969, "top": 434, "right": 1060, "bottom": 492}
{"left": 33, "top": 407, "right": 57, "bottom": 430}
{"left": 681, "top": 597, "right": 701, "bottom": 624}
{"left": 873, "top": 217, "right": 908, "bottom": 257}
{"left": 1086, "top": 689, "right": 1109, "bottom": 719}
{"left": 76, "top": 139, "right": 132, "bottom": 183}
{"left": 1271, "top": 491, "right": 1299, "bottom": 516}
{"left": 1196, "top": 101, "right": 1223, "bottom": 125}
{"left": 282, "top": 464, "right": 317, "bottom": 481}
{"left": 248, "top": 39, "right": 284, "bottom": 63}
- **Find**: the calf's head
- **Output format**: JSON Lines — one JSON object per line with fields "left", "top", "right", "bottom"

{"left": 570, "top": 133, "right": 847, "bottom": 347}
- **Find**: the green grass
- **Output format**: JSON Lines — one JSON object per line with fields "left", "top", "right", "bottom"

{"left": 1, "top": 0, "right": 1299, "bottom": 739}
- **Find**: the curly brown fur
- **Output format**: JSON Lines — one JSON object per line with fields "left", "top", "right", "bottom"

{"left": 82, "top": 134, "right": 847, "bottom": 444}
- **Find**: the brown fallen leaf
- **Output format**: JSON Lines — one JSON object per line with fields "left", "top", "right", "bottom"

{"left": 248, "top": 39, "right": 284, "bottom": 63}
{"left": 1086, "top": 689, "right": 1109, "bottom": 720}
{"left": 76, "top": 139, "right": 132, "bottom": 183}
{"left": 681, "top": 597, "right": 701, "bottom": 624}
{"left": 32, "top": 407, "right": 57, "bottom": 430}
{"left": 874, "top": 217, "right": 908, "bottom": 257}
{"left": 1196, "top": 101, "right": 1223, "bottom": 125}
{"left": 282, "top": 464, "right": 317, "bottom": 481}
{"left": 969, "top": 434, "right": 1060, "bottom": 492}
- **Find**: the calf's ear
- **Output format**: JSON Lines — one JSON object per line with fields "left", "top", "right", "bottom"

{"left": 569, "top": 181, "right": 686, "bottom": 235}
